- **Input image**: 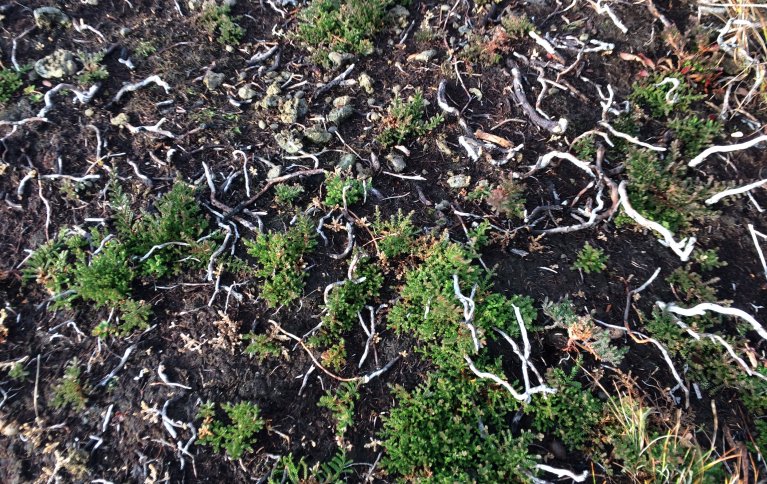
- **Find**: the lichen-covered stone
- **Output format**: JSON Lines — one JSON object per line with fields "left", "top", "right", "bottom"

{"left": 327, "top": 105, "right": 353, "bottom": 124}
{"left": 203, "top": 71, "right": 225, "bottom": 90}
{"left": 279, "top": 97, "right": 308, "bottom": 124}
{"left": 34, "top": 50, "right": 78, "bottom": 79}
{"left": 274, "top": 130, "right": 304, "bottom": 154}
{"left": 238, "top": 84, "right": 257, "bottom": 100}
{"left": 447, "top": 174, "right": 471, "bottom": 188}
{"left": 34, "top": 7, "right": 70, "bottom": 30}
{"left": 304, "top": 126, "right": 332, "bottom": 145}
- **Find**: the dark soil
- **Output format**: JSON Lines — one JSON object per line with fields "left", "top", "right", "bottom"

{"left": 1, "top": 0, "right": 766, "bottom": 482}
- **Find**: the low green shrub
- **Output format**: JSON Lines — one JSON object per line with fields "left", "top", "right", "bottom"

{"left": 668, "top": 115, "right": 721, "bottom": 158}
{"left": 370, "top": 208, "right": 418, "bottom": 259}
{"left": 51, "top": 358, "right": 88, "bottom": 410}
{"left": 242, "top": 333, "right": 282, "bottom": 362}
{"left": 528, "top": 363, "right": 603, "bottom": 450}
{"left": 199, "top": 2, "right": 244, "bottom": 46}
{"left": 323, "top": 173, "right": 367, "bottom": 207}
{"left": 0, "top": 69, "right": 23, "bottom": 103}
{"left": 377, "top": 90, "right": 444, "bottom": 147}
{"left": 629, "top": 74, "right": 704, "bottom": 118}
{"left": 381, "top": 371, "right": 536, "bottom": 481}
{"left": 318, "top": 381, "right": 359, "bottom": 439}
{"left": 198, "top": 401, "right": 264, "bottom": 460}
{"left": 296, "top": 0, "right": 403, "bottom": 61}
{"left": 23, "top": 181, "right": 214, "bottom": 334}
{"left": 572, "top": 242, "right": 608, "bottom": 274}
{"left": 245, "top": 216, "right": 317, "bottom": 307}
{"left": 269, "top": 450, "right": 352, "bottom": 483}
{"left": 620, "top": 148, "right": 715, "bottom": 233}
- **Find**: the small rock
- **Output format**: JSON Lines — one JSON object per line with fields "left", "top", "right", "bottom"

{"left": 34, "top": 50, "right": 78, "bottom": 79}
{"left": 337, "top": 153, "right": 356, "bottom": 170}
{"left": 369, "top": 112, "right": 380, "bottom": 122}
{"left": 274, "top": 130, "right": 304, "bottom": 154}
{"left": 110, "top": 113, "right": 129, "bottom": 126}
{"left": 264, "top": 81, "right": 281, "bottom": 95}
{"left": 386, "top": 153, "right": 406, "bottom": 173}
{"left": 266, "top": 165, "right": 282, "bottom": 179}
{"left": 327, "top": 105, "right": 354, "bottom": 124}
{"left": 261, "top": 95, "right": 280, "bottom": 109}
{"left": 434, "top": 200, "right": 451, "bottom": 211}
{"left": 279, "top": 97, "right": 308, "bottom": 124}
{"left": 408, "top": 49, "right": 437, "bottom": 63}
{"left": 358, "top": 73, "right": 374, "bottom": 94}
{"left": 447, "top": 174, "right": 471, "bottom": 188}
{"left": 333, "top": 96, "right": 351, "bottom": 108}
{"left": 435, "top": 137, "right": 453, "bottom": 156}
{"left": 203, "top": 71, "right": 225, "bottom": 90}
{"left": 304, "top": 126, "right": 332, "bottom": 145}
{"left": 34, "top": 7, "right": 70, "bottom": 30}
{"left": 238, "top": 84, "right": 257, "bottom": 100}
{"left": 356, "top": 163, "right": 373, "bottom": 178}
{"left": 257, "top": 120, "right": 267, "bottom": 129}
{"left": 389, "top": 5, "right": 409, "bottom": 19}
{"left": 328, "top": 51, "right": 354, "bottom": 67}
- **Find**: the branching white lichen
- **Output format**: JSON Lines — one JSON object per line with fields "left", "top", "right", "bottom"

{"left": 595, "top": 319, "right": 689, "bottom": 407}
{"left": 509, "top": 61, "right": 568, "bottom": 134}
{"left": 157, "top": 363, "right": 192, "bottom": 390}
{"left": 535, "top": 464, "right": 589, "bottom": 482}
{"left": 618, "top": 181, "right": 696, "bottom": 261}
{"left": 599, "top": 121, "right": 667, "bottom": 152}
{"left": 705, "top": 179, "right": 767, "bottom": 205}
{"left": 464, "top": 354, "right": 556, "bottom": 402}
{"left": 587, "top": 0, "right": 627, "bottom": 33}
{"left": 748, "top": 224, "right": 767, "bottom": 282}
{"left": 688, "top": 134, "right": 767, "bottom": 167}
{"left": 125, "top": 118, "right": 177, "bottom": 138}
{"left": 657, "top": 301, "right": 767, "bottom": 342}
{"left": 37, "top": 83, "right": 99, "bottom": 118}
{"left": 452, "top": 274, "right": 480, "bottom": 352}
{"left": 112, "top": 75, "right": 171, "bottom": 103}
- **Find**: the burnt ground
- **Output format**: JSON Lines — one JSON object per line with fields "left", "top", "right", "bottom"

{"left": 1, "top": 0, "right": 766, "bottom": 482}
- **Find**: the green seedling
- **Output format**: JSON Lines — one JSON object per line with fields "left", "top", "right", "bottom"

{"left": 198, "top": 401, "right": 264, "bottom": 460}
{"left": 572, "top": 242, "right": 608, "bottom": 274}
{"left": 244, "top": 215, "right": 317, "bottom": 307}
{"left": 51, "top": 358, "right": 88, "bottom": 410}
{"left": 377, "top": 90, "right": 444, "bottom": 147}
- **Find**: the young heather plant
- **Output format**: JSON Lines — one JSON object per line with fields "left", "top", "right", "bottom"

{"left": 487, "top": 176, "right": 526, "bottom": 219}
{"left": 572, "top": 242, "right": 608, "bottom": 274}
{"left": 0, "top": 69, "right": 23, "bottom": 103}
{"left": 199, "top": 2, "right": 244, "bottom": 46}
{"left": 23, "top": 181, "right": 214, "bottom": 335}
{"left": 370, "top": 208, "right": 419, "bottom": 259}
{"left": 528, "top": 363, "right": 603, "bottom": 450}
{"left": 629, "top": 73, "right": 704, "bottom": 118}
{"left": 310, "top": 253, "right": 382, "bottom": 369}
{"left": 244, "top": 216, "right": 317, "bottom": 307}
{"left": 377, "top": 90, "right": 444, "bottom": 147}
{"left": 381, "top": 372, "right": 536, "bottom": 481}
{"left": 198, "top": 401, "right": 264, "bottom": 460}
{"left": 323, "top": 173, "right": 367, "bottom": 207}
{"left": 318, "top": 381, "right": 360, "bottom": 440}
{"left": 620, "top": 147, "right": 716, "bottom": 233}
{"left": 51, "top": 358, "right": 88, "bottom": 411}
{"left": 296, "top": 0, "right": 404, "bottom": 61}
